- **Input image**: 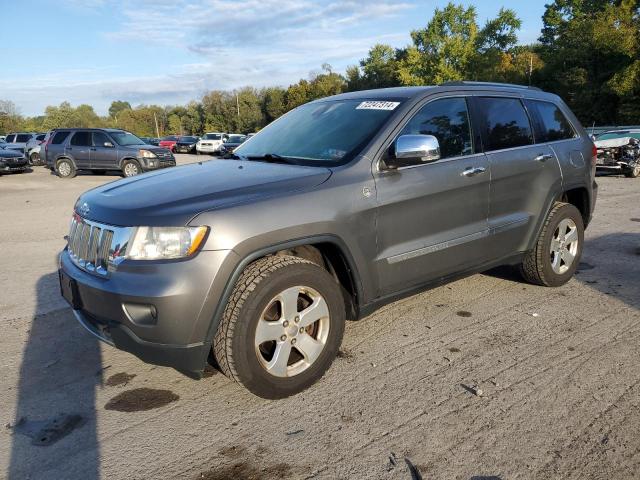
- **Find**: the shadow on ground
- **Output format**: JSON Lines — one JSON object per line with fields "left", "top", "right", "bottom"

{"left": 484, "top": 232, "right": 640, "bottom": 311}
{"left": 8, "top": 272, "right": 102, "bottom": 479}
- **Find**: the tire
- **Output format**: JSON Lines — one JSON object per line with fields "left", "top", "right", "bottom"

{"left": 30, "top": 152, "right": 42, "bottom": 166}
{"left": 624, "top": 163, "right": 640, "bottom": 178}
{"left": 519, "top": 202, "right": 584, "bottom": 287}
{"left": 213, "top": 255, "right": 345, "bottom": 399}
{"left": 56, "top": 158, "right": 76, "bottom": 179}
{"left": 121, "top": 159, "right": 142, "bottom": 177}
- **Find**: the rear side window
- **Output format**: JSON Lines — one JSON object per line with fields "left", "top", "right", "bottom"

{"left": 525, "top": 100, "right": 575, "bottom": 142}
{"left": 476, "top": 97, "right": 533, "bottom": 151}
{"left": 16, "top": 134, "right": 31, "bottom": 142}
{"left": 36, "top": 134, "right": 46, "bottom": 141}
{"left": 70, "top": 131, "right": 91, "bottom": 146}
{"left": 399, "top": 97, "right": 473, "bottom": 159}
{"left": 5, "top": 134, "right": 15, "bottom": 142}
{"left": 52, "top": 131, "right": 70, "bottom": 144}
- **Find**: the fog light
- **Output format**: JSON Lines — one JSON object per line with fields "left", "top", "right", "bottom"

{"left": 122, "top": 303, "right": 158, "bottom": 326}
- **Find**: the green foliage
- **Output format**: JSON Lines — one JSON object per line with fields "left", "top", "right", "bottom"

{"left": 108, "top": 100, "right": 131, "bottom": 119}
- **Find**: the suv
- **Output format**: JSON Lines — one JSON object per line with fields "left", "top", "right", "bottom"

{"left": 58, "top": 82, "right": 597, "bottom": 399}
{"left": 44, "top": 128, "right": 176, "bottom": 178}
{"left": 196, "top": 132, "right": 227, "bottom": 154}
{"left": 4, "top": 132, "right": 36, "bottom": 156}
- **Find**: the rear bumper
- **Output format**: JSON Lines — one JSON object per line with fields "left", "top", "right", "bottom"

{"left": 59, "top": 247, "right": 236, "bottom": 376}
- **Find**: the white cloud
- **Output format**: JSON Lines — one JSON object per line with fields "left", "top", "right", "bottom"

{"left": 16, "top": 0, "right": 414, "bottom": 115}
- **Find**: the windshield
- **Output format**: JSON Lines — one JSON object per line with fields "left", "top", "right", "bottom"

{"left": 179, "top": 136, "right": 198, "bottom": 142}
{"left": 110, "top": 131, "right": 145, "bottom": 146}
{"left": 226, "top": 135, "right": 246, "bottom": 143}
{"left": 162, "top": 136, "right": 178, "bottom": 141}
{"left": 597, "top": 131, "right": 640, "bottom": 140}
{"left": 203, "top": 133, "right": 222, "bottom": 140}
{"left": 235, "top": 99, "right": 401, "bottom": 165}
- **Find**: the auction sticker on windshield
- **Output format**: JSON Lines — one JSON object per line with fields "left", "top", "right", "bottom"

{"left": 356, "top": 101, "right": 400, "bottom": 110}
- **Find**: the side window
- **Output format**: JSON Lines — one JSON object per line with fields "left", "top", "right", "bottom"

{"left": 399, "top": 97, "right": 473, "bottom": 159}
{"left": 70, "top": 131, "right": 91, "bottom": 146}
{"left": 93, "top": 132, "right": 111, "bottom": 146}
{"left": 36, "top": 134, "right": 46, "bottom": 141}
{"left": 525, "top": 100, "right": 575, "bottom": 142}
{"left": 5, "top": 134, "right": 15, "bottom": 143}
{"left": 52, "top": 131, "right": 70, "bottom": 144}
{"left": 476, "top": 97, "right": 533, "bottom": 151}
{"left": 16, "top": 134, "right": 32, "bottom": 142}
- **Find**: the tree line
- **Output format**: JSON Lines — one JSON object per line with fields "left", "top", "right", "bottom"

{"left": 1, "top": 1, "right": 638, "bottom": 137}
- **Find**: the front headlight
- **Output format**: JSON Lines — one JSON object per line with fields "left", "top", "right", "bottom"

{"left": 138, "top": 149, "right": 157, "bottom": 158}
{"left": 127, "top": 226, "right": 209, "bottom": 260}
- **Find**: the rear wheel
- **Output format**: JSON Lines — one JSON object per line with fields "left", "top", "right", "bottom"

{"left": 121, "top": 159, "right": 141, "bottom": 177}
{"left": 56, "top": 158, "right": 76, "bottom": 179}
{"left": 519, "top": 202, "right": 584, "bottom": 287}
{"left": 213, "top": 255, "right": 345, "bottom": 399}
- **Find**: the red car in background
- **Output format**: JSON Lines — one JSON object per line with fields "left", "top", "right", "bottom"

{"left": 159, "top": 135, "right": 179, "bottom": 152}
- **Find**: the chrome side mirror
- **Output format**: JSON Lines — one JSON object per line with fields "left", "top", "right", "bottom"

{"left": 385, "top": 134, "right": 441, "bottom": 169}
{"left": 104, "top": 142, "right": 114, "bottom": 148}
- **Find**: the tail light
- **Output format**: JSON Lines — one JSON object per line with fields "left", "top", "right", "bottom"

{"left": 591, "top": 143, "right": 597, "bottom": 166}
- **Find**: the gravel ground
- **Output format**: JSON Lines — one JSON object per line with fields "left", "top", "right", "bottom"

{"left": 1, "top": 156, "right": 639, "bottom": 480}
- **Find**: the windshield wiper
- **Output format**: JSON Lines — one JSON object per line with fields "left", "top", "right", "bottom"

{"left": 245, "top": 153, "right": 298, "bottom": 165}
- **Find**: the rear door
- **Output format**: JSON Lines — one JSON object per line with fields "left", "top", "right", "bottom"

{"left": 90, "top": 131, "right": 119, "bottom": 169}
{"left": 473, "top": 96, "right": 562, "bottom": 258}
{"left": 66, "top": 131, "right": 92, "bottom": 168}
{"left": 47, "top": 131, "right": 71, "bottom": 166}
{"left": 374, "top": 96, "right": 491, "bottom": 296}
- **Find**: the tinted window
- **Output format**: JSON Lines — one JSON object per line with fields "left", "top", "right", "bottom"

{"left": 162, "top": 136, "right": 178, "bottom": 141}
{"left": 92, "top": 131, "right": 112, "bottom": 146}
{"left": 52, "top": 131, "right": 70, "bottom": 144}
{"left": 5, "top": 134, "right": 15, "bottom": 142}
{"left": 235, "top": 99, "right": 401, "bottom": 165}
{"left": 477, "top": 97, "right": 533, "bottom": 151}
{"left": 526, "top": 100, "right": 575, "bottom": 142}
{"left": 70, "top": 131, "right": 91, "bottom": 146}
{"left": 204, "top": 133, "right": 222, "bottom": 140}
{"left": 110, "top": 131, "right": 144, "bottom": 146}
{"left": 226, "top": 135, "right": 246, "bottom": 143}
{"left": 399, "top": 97, "right": 473, "bottom": 159}
{"left": 36, "top": 134, "right": 46, "bottom": 141}
{"left": 16, "top": 134, "right": 31, "bottom": 142}
{"left": 179, "top": 136, "right": 198, "bottom": 142}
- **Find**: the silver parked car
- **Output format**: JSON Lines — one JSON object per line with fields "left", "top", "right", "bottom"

{"left": 25, "top": 132, "right": 47, "bottom": 165}
{"left": 4, "top": 132, "right": 36, "bottom": 157}
{"left": 59, "top": 82, "right": 597, "bottom": 399}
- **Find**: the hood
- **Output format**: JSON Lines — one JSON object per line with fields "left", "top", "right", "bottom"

{"left": 0, "top": 147, "right": 25, "bottom": 158}
{"left": 76, "top": 160, "right": 332, "bottom": 226}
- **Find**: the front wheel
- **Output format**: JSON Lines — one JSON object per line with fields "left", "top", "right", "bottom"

{"left": 213, "top": 255, "right": 345, "bottom": 399}
{"left": 30, "top": 152, "right": 42, "bottom": 166}
{"left": 624, "top": 163, "right": 640, "bottom": 178}
{"left": 121, "top": 159, "right": 142, "bottom": 177}
{"left": 519, "top": 202, "right": 584, "bottom": 287}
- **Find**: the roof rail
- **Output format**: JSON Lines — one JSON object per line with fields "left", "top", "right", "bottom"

{"left": 440, "top": 81, "right": 541, "bottom": 91}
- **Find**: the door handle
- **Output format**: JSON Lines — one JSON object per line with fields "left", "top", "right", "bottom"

{"left": 90, "top": 147, "right": 96, "bottom": 151}
{"left": 461, "top": 166, "right": 486, "bottom": 177}
{"left": 534, "top": 153, "right": 554, "bottom": 162}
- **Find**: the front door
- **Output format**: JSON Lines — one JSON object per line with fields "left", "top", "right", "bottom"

{"left": 91, "top": 131, "right": 119, "bottom": 169}
{"left": 66, "top": 131, "right": 92, "bottom": 168}
{"left": 374, "top": 97, "right": 491, "bottom": 297}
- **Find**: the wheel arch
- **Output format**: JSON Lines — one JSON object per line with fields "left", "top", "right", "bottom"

{"left": 119, "top": 156, "right": 139, "bottom": 169}
{"left": 202, "top": 235, "right": 364, "bottom": 357}
{"left": 561, "top": 186, "right": 591, "bottom": 227}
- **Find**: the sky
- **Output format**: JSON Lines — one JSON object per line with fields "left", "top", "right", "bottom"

{"left": 1, "top": 1, "right": 547, "bottom": 116}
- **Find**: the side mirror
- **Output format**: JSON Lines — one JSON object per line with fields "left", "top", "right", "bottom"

{"left": 104, "top": 142, "right": 114, "bottom": 148}
{"left": 386, "top": 134, "right": 440, "bottom": 169}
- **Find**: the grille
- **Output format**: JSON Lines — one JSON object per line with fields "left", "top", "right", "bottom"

{"left": 68, "top": 215, "right": 115, "bottom": 275}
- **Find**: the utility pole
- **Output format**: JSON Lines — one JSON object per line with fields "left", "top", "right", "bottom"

{"left": 528, "top": 54, "right": 533, "bottom": 86}
{"left": 236, "top": 93, "right": 240, "bottom": 117}
{"left": 153, "top": 112, "right": 160, "bottom": 138}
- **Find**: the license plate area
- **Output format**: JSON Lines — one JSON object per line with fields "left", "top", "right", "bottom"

{"left": 59, "top": 269, "right": 83, "bottom": 310}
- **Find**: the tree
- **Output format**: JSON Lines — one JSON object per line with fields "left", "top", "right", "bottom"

{"left": 108, "top": 100, "right": 132, "bottom": 119}
{"left": 0, "top": 100, "right": 22, "bottom": 133}
{"left": 347, "top": 44, "right": 400, "bottom": 91}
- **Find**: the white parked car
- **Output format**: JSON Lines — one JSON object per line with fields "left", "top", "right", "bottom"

{"left": 196, "top": 132, "right": 227, "bottom": 155}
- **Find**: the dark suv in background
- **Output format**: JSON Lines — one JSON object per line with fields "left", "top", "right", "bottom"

{"left": 44, "top": 128, "right": 176, "bottom": 178}
{"left": 59, "top": 82, "right": 596, "bottom": 399}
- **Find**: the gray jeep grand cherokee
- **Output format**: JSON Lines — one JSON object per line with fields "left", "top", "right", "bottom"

{"left": 59, "top": 82, "right": 597, "bottom": 398}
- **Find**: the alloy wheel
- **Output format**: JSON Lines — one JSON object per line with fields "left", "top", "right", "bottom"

{"left": 550, "top": 218, "right": 579, "bottom": 274}
{"left": 254, "top": 286, "right": 330, "bottom": 378}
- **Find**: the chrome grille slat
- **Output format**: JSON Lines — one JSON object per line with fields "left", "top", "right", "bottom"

{"left": 66, "top": 215, "right": 125, "bottom": 277}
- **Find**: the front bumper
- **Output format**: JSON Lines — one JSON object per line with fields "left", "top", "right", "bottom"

{"left": 139, "top": 156, "right": 176, "bottom": 171}
{"left": 59, "top": 247, "right": 234, "bottom": 376}
{"left": 0, "top": 158, "right": 28, "bottom": 172}
{"left": 196, "top": 144, "right": 221, "bottom": 153}
{"left": 174, "top": 145, "right": 195, "bottom": 153}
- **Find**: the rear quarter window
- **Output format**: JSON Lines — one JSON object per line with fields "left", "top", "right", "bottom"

{"left": 525, "top": 100, "right": 575, "bottom": 142}
{"left": 5, "top": 134, "right": 15, "bottom": 143}
{"left": 16, "top": 134, "right": 32, "bottom": 142}
{"left": 476, "top": 97, "right": 533, "bottom": 151}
